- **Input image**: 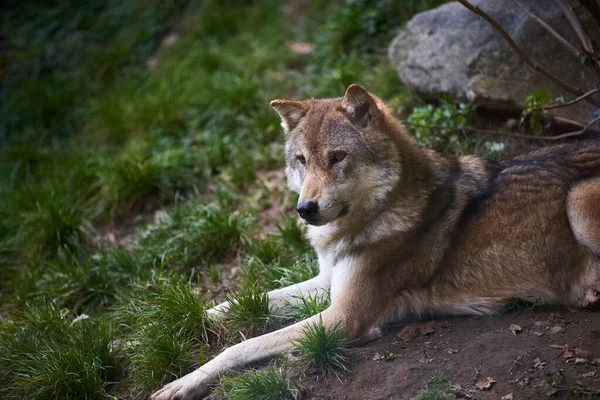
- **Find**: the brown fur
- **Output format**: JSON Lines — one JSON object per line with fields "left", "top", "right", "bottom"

{"left": 152, "top": 85, "right": 600, "bottom": 400}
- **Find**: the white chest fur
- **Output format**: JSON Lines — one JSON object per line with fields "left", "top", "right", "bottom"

{"left": 317, "top": 252, "right": 355, "bottom": 304}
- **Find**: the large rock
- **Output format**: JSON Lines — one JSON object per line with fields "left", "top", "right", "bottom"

{"left": 388, "top": 0, "right": 599, "bottom": 123}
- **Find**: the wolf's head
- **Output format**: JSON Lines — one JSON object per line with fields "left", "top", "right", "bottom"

{"left": 271, "top": 84, "right": 417, "bottom": 228}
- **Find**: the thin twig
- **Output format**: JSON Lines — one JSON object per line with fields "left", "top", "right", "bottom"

{"left": 457, "top": 0, "right": 585, "bottom": 97}
{"left": 404, "top": 119, "right": 600, "bottom": 141}
{"left": 557, "top": 0, "right": 600, "bottom": 74}
{"left": 552, "top": 116, "right": 585, "bottom": 129}
{"left": 513, "top": 0, "right": 584, "bottom": 62}
{"left": 549, "top": 114, "right": 600, "bottom": 139}
{"left": 542, "top": 87, "right": 600, "bottom": 109}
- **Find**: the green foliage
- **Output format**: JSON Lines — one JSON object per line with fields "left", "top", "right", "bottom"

{"left": 41, "top": 248, "right": 143, "bottom": 312}
{"left": 0, "top": 0, "right": 191, "bottom": 139}
{"left": 417, "top": 374, "right": 456, "bottom": 400}
{"left": 520, "top": 87, "right": 550, "bottom": 135}
{"left": 94, "top": 138, "right": 203, "bottom": 213}
{"left": 116, "top": 274, "right": 210, "bottom": 390}
{"left": 293, "top": 320, "right": 351, "bottom": 374}
{"left": 406, "top": 98, "right": 505, "bottom": 159}
{"left": 1, "top": 181, "right": 93, "bottom": 261}
{"left": 500, "top": 297, "right": 543, "bottom": 313}
{"left": 0, "top": 299, "right": 121, "bottom": 399}
{"left": 285, "top": 293, "right": 331, "bottom": 322}
{"left": 240, "top": 217, "right": 317, "bottom": 291}
{"left": 217, "top": 362, "right": 305, "bottom": 400}
{"left": 406, "top": 98, "right": 474, "bottom": 150}
{"left": 306, "top": 0, "right": 449, "bottom": 62}
{"left": 222, "top": 285, "right": 272, "bottom": 337}
{"left": 137, "top": 201, "right": 251, "bottom": 271}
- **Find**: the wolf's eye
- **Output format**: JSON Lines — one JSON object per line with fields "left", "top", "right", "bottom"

{"left": 296, "top": 154, "right": 306, "bottom": 165}
{"left": 330, "top": 151, "right": 347, "bottom": 165}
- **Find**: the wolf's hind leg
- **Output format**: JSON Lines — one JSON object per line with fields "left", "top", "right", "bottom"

{"left": 567, "top": 178, "right": 600, "bottom": 255}
{"left": 567, "top": 178, "right": 600, "bottom": 307}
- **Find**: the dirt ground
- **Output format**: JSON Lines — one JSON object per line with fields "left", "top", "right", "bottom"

{"left": 306, "top": 307, "right": 600, "bottom": 399}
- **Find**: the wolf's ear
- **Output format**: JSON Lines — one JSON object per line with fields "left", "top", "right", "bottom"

{"left": 341, "top": 84, "right": 377, "bottom": 126}
{"left": 270, "top": 100, "right": 307, "bottom": 133}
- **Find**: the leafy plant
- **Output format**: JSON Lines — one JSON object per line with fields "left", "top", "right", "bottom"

{"left": 520, "top": 87, "right": 550, "bottom": 135}
{"left": 406, "top": 98, "right": 474, "bottom": 151}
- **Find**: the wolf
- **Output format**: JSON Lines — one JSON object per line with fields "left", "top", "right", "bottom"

{"left": 152, "top": 84, "right": 600, "bottom": 399}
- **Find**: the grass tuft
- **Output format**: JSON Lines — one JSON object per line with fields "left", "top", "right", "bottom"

{"left": 221, "top": 285, "right": 272, "bottom": 337}
{"left": 116, "top": 274, "right": 210, "bottom": 391}
{"left": 137, "top": 201, "right": 251, "bottom": 271}
{"left": 293, "top": 319, "right": 351, "bottom": 375}
{"left": 417, "top": 374, "right": 456, "bottom": 400}
{"left": 217, "top": 362, "right": 305, "bottom": 400}
{"left": 285, "top": 293, "right": 331, "bottom": 322}
{"left": 0, "top": 299, "right": 121, "bottom": 399}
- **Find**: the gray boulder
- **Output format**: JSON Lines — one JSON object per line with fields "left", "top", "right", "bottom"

{"left": 388, "top": 0, "right": 599, "bottom": 124}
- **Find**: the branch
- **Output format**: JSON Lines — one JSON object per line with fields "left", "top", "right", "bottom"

{"left": 513, "top": 0, "right": 585, "bottom": 63}
{"left": 542, "top": 87, "right": 600, "bottom": 109}
{"left": 557, "top": 0, "right": 600, "bottom": 75}
{"left": 404, "top": 119, "right": 600, "bottom": 141}
{"left": 549, "top": 114, "right": 600, "bottom": 139}
{"left": 457, "top": 0, "right": 585, "bottom": 97}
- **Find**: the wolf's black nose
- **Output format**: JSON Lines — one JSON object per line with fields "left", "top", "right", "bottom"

{"left": 297, "top": 201, "right": 318, "bottom": 219}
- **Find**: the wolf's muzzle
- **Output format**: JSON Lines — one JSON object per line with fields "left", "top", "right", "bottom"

{"left": 297, "top": 200, "right": 318, "bottom": 220}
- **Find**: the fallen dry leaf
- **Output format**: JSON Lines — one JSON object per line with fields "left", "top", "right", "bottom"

{"left": 552, "top": 344, "right": 590, "bottom": 359}
{"left": 509, "top": 324, "right": 522, "bottom": 336}
{"left": 473, "top": 375, "right": 496, "bottom": 391}
{"left": 549, "top": 325, "right": 562, "bottom": 334}
{"left": 397, "top": 325, "right": 418, "bottom": 341}
{"left": 501, "top": 393, "right": 514, "bottom": 400}
{"left": 532, "top": 330, "right": 544, "bottom": 337}
{"left": 420, "top": 321, "right": 437, "bottom": 335}
{"left": 589, "top": 359, "right": 600, "bottom": 366}
{"left": 582, "top": 371, "right": 597, "bottom": 378}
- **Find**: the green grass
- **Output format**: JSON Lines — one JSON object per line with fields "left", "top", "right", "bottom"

{"left": 417, "top": 374, "right": 456, "bottom": 400}
{"left": 221, "top": 285, "right": 273, "bottom": 338}
{"left": 217, "top": 362, "right": 305, "bottom": 400}
{"left": 293, "top": 320, "right": 351, "bottom": 375}
{"left": 285, "top": 293, "right": 331, "bottom": 322}
{"left": 135, "top": 200, "right": 252, "bottom": 271}
{"left": 0, "top": 299, "right": 121, "bottom": 400}
{"left": 115, "top": 274, "right": 210, "bottom": 392}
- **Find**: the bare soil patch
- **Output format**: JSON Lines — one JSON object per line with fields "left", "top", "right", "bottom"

{"left": 308, "top": 307, "right": 600, "bottom": 399}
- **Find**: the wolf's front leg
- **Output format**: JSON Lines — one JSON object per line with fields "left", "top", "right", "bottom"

{"left": 207, "top": 272, "right": 331, "bottom": 318}
{"left": 151, "top": 308, "right": 341, "bottom": 400}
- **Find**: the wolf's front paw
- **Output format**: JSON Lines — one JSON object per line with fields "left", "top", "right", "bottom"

{"left": 151, "top": 371, "right": 210, "bottom": 400}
